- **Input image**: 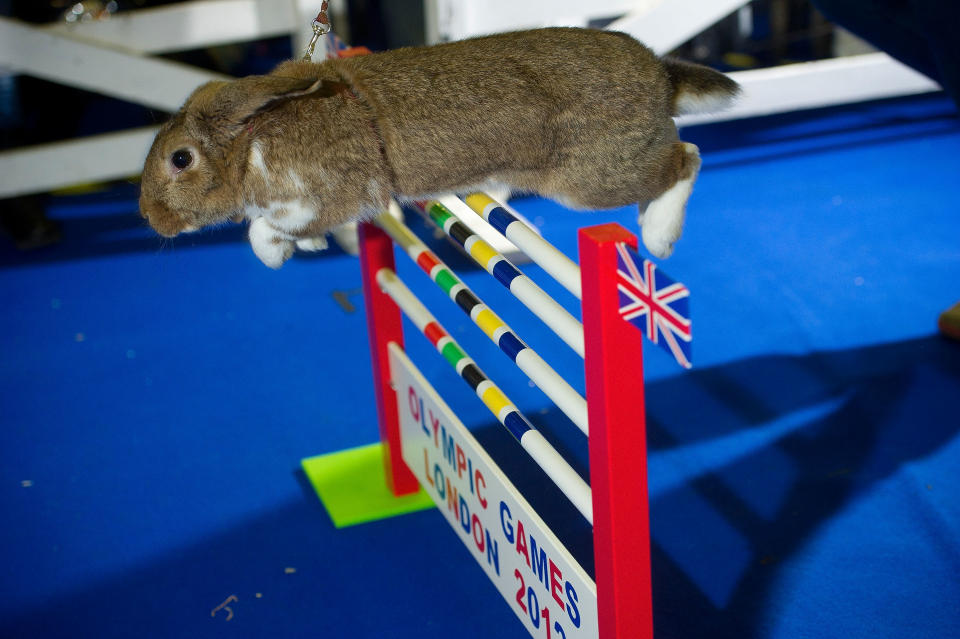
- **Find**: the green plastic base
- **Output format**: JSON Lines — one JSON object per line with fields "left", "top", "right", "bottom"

{"left": 301, "top": 442, "right": 434, "bottom": 528}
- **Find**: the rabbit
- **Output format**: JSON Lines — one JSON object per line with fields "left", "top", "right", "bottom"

{"left": 139, "top": 27, "right": 739, "bottom": 268}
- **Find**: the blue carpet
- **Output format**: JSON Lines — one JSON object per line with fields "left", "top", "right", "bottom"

{"left": 1, "top": 93, "right": 958, "bottom": 638}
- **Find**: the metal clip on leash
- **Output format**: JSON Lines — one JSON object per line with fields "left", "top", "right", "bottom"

{"left": 302, "top": 1, "right": 332, "bottom": 61}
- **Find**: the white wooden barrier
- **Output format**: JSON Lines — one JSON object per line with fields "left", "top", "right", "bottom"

{"left": 677, "top": 52, "right": 940, "bottom": 127}
{"left": 0, "top": 0, "right": 343, "bottom": 199}
{"left": 427, "top": 0, "right": 942, "bottom": 126}
{"left": 0, "top": 0, "right": 943, "bottom": 200}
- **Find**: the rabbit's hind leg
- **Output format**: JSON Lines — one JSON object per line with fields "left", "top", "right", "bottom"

{"left": 639, "top": 142, "right": 701, "bottom": 259}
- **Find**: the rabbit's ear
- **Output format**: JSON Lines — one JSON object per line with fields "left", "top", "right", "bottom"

{"left": 207, "top": 76, "right": 328, "bottom": 125}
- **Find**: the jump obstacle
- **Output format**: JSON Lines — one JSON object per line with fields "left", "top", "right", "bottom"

{"left": 307, "top": 191, "right": 694, "bottom": 639}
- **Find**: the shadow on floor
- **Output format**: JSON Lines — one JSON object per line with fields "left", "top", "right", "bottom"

{"left": 2, "top": 336, "right": 957, "bottom": 638}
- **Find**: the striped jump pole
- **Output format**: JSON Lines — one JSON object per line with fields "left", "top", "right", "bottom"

{"left": 464, "top": 192, "right": 583, "bottom": 300}
{"left": 416, "top": 199, "right": 586, "bottom": 358}
{"left": 376, "top": 212, "right": 589, "bottom": 436}
{"left": 374, "top": 266, "right": 594, "bottom": 523}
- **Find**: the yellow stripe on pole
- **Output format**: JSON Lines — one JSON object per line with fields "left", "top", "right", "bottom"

{"left": 468, "top": 238, "right": 499, "bottom": 268}
{"left": 464, "top": 192, "right": 496, "bottom": 215}
{"left": 480, "top": 385, "right": 512, "bottom": 417}
{"left": 474, "top": 308, "right": 504, "bottom": 340}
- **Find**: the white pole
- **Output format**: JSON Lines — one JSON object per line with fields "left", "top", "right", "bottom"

{"left": 463, "top": 193, "right": 583, "bottom": 300}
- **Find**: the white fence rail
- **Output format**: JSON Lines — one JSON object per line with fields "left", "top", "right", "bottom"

{"left": 0, "top": 0, "right": 942, "bottom": 200}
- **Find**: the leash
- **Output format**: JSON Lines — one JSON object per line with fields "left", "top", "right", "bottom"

{"left": 301, "top": 1, "right": 332, "bottom": 62}
{"left": 296, "top": 3, "right": 394, "bottom": 185}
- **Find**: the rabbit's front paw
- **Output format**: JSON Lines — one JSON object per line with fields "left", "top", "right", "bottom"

{"left": 249, "top": 217, "right": 295, "bottom": 268}
{"left": 296, "top": 237, "right": 329, "bottom": 252}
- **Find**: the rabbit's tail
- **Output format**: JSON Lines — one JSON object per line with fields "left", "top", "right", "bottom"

{"left": 662, "top": 58, "right": 740, "bottom": 116}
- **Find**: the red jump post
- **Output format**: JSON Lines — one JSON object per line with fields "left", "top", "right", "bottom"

{"left": 579, "top": 223, "right": 654, "bottom": 639}
{"left": 358, "top": 221, "right": 420, "bottom": 496}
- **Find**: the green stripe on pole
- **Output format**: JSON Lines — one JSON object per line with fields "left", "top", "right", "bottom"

{"left": 427, "top": 202, "right": 453, "bottom": 227}
{"left": 434, "top": 268, "right": 459, "bottom": 295}
{"left": 440, "top": 341, "right": 466, "bottom": 367}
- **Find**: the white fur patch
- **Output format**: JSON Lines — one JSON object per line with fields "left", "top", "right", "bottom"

{"left": 249, "top": 142, "right": 268, "bottom": 178}
{"left": 267, "top": 199, "right": 318, "bottom": 233}
{"left": 640, "top": 144, "right": 701, "bottom": 258}
{"left": 366, "top": 178, "right": 382, "bottom": 201}
{"left": 249, "top": 216, "right": 295, "bottom": 269}
{"left": 241, "top": 199, "right": 318, "bottom": 232}
{"left": 675, "top": 89, "right": 737, "bottom": 116}
{"left": 287, "top": 169, "right": 305, "bottom": 192}
{"left": 242, "top": 203, "right": 270, "bottom": 221}
{"left": 296, "top": 237, "right": 329, "bottom": 252}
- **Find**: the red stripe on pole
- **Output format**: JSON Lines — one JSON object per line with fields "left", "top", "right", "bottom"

{"left": 416, "top": 250, "right": 440, "bottom": 275}
{"left": 423, "top": 321, "right": 447, "bottom": 347}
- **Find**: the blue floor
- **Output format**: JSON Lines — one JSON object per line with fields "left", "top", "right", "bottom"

{"left": 2, "top": 93, "right": 959, "bottom": 638}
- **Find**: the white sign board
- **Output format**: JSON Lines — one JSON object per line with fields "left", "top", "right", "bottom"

{"left": 390, "top": 344, "right": 598, "bottom": 638}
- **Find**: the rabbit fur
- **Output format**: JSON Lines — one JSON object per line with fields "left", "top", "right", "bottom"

{"left": 139, "top": 27, "right": 739, "bottom": 268}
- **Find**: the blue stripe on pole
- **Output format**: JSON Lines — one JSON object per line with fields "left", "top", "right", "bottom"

{"left": 492, "top": 259, "right": 521, "bottom": 288}
{"left": 486, "top": 206, "right": 515, "bottom": 235}
{"left": 498, "top": 331, "right": 525, "bottom": 362}
{"left": 503, "top": 411, "right": 531, "bottom": 441}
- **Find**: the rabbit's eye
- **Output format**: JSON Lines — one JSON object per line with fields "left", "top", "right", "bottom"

{"left": 171, "top": 149, "right": 193, "bottom": 171}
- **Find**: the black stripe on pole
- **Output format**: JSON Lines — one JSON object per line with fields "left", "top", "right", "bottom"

{"left": 454, "top": 288, "right": 480, "bottom": 314}
{"left": 449, "top": 221, "right": 473, "bottom": 247}
{"left": 460, "top": 363, "right": 485, "bottom": 390}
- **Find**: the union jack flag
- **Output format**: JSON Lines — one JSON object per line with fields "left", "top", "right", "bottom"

{"left": 616, "top": 243, "right": 692, "bottom": 369}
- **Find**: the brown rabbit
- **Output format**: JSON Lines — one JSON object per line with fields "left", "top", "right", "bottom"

{"left": 139, "top": 27, "right": 739, "bottom": 268}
